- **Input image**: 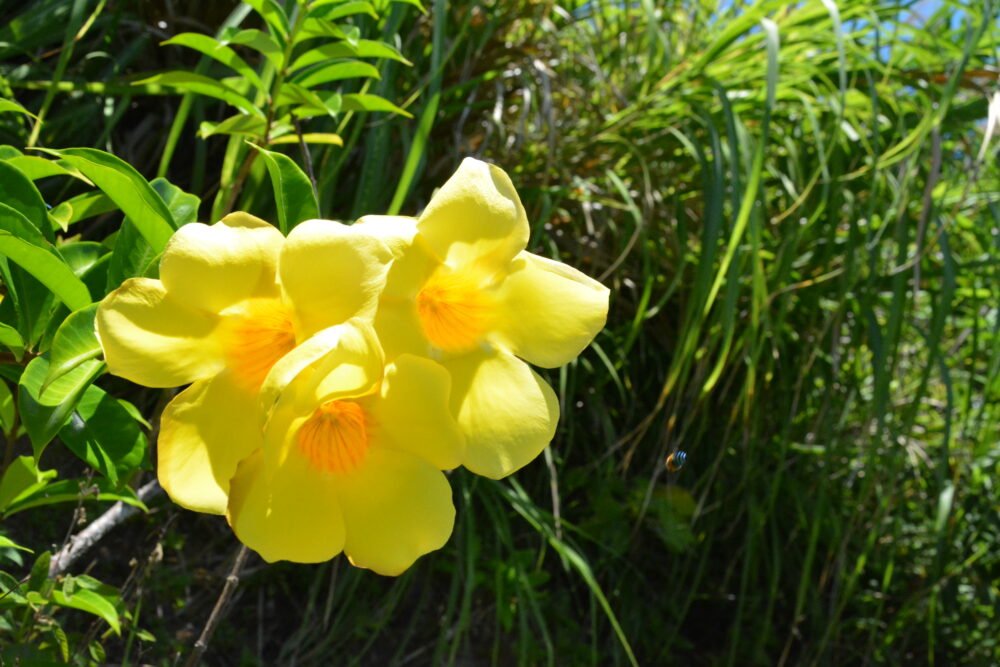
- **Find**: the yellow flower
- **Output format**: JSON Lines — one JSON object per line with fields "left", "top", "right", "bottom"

{"left": 96, "top": 213, "right": 392, "bottom": 515}
{"left": 354, "top": 159, "right": 610, "bottom": 479}
{"left": 227, "top": 319, "right": 462, "bottom": 574}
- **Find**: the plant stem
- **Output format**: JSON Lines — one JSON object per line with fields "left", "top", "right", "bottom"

{"left": 184, "top": 544, "right": 251, "bottom": 667}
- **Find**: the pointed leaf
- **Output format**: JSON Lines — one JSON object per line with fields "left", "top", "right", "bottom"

{"left": 247, "top": 144, "right": 319, "bottom": 234}
{"left": 42, "top": 304, "right": 100, "bottom": 393}
{"left": 0, "top": 160, "right": 53, "bottom": 242}
{"left": 0, "top": 232, "right": 91, "bottom": 311}
{"left": 59, "top": 383, "right": 147, "bottom": 484}
{"left": 244, "top": 0, "right": 290, "bottom": 38}
{"left": 36, "top": 148, "right": 177, "bottom": 253}
{"left": 220, "top": 28, "right": 284, "bottom": 69}
{"left": 162, "top": 33, "right": 266, "bottom": 93}
{"left": 18, "top": 356, "right": 104, "bottom": 456}
{"left": 291, "top": 60, "right": 380, "bottom": 88}
{"left": 135, "top": 72, "right": 261, "bottom": 116}
{"left": 49, "top": 588, "right": 121, "bottom": 635}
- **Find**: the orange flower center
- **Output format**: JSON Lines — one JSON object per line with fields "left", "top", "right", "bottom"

{"left": 297, "top": 400, "right": 369, "bottom": 473}
{"left": 223, "top": 299, "right": 297, "bottom": 392}
{"left": 415, "top": 267, "right": 493, "bottom": 353}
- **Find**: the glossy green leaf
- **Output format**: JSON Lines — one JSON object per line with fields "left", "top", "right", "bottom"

{"left": 49, "top": 192, "right": 117, "bottom": 231}
{"left": 50, "top": 588, "right": 121, "bottom": 635}
{"left": 0, "top": 456, "right": 56, "bottom": 512}
{"left": 0, "top": 534, "right": 31, "bottom": 552}
{"left": 269, "top": 132, "right": 343, "bottom": 146}
{"left": 291, "top": 60, "right": 380, "bottom": 88}
{"left": 0, "top": 380, "right": 13, "bottom": 439}
{"left": 244, "top": 0, "right": 290, "bottom": 38}
{"left": 277, "top": 84, "right": 341, "bottom": 117}
{"left": 0, "top": 98, "right": 37, "bottom": 119}
{"left": 198, "top": 113, "right": 267, "bottom": 139}
{"left": 342, "top": 92, "right": 411, "bottom": 117}
{"left": 289, "top": 39, "right": 410, "bottom": 72}
{"left": 59, "top": 383, "right": 147, "bottom": 485}
{"left": 36, "top": 148, "right": 177, "bottom": 253}
{"left": 307, "top": 1, "right": 379, "bottom": 21}
{"left": 248, "top": 144, "right": 319, "bottom": 234}
{"left": 2, "top": 156, "right": 86, "bottom": 184}
{"left": 18, "top": 355, "right": 103, "bottom": 456}
{"left": 0, "top": 324, "right": 24, "bottom": 361}
{"left": 0, "top": 160, "right": 53, "bottom": 242}
{"left": 162, "top": 32, "right": 266, "bottom": 92}
{"left": 0, "top": 231, "right": 91, "bottom": 311}
{"left": 298, "top": 18, "right": 358, "bottom": 43}
{"left": 220, "top": 28, "right": 284, "bottom": 69}
{"left": 42, "top": 303, "right": 100, "bottom": 393}
{"left": 135, "top": 72, "right": 261, "bottom": 116}
{"left": 4, "top": 477, "right": 147, "bottom": 516}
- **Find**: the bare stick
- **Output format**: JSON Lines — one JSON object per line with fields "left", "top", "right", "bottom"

{"left": 184, "top": 544, "right": 251, "bottom": 667}
{"left": 48, "top": 479, "right": 163, "bottom": 577}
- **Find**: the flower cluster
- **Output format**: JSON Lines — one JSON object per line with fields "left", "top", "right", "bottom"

{"left": 97, "top": 159, "right": 609, "bottom": 575}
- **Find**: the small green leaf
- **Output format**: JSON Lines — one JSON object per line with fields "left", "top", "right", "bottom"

{"left": 298, "top": 18, "right": 356, "bottom": 42}
{"left": 42, "top": 304, "right": 100, "bottom": 393}
{"left": 220, "top": 28, "right": 284, "bottom": 69}
{"left": 0, "top": 98, "right": 37, "bottom": 119}
{"left": 3, "top": 478, "right": 147, "bottom": 515}
{"left": 49, "top": 192, "right": 117, "bottom": 231}
{"left": 135, "top": 72, "right": 262, "bottom": 116}
{"left": 342, "top": 92, "right": 411, "bottom": 117}
{"left": 391, "top": 0, "right": 426, "bottom": 13}
{"left": 35, "top": 148, "right": 177, "bottom": 253}
{"left": 289, "top": 39, "right": 410, "bottom": 72}
{"left": 59, "top": 383, "right": 147, "bottom": 484}
{"left": 162, "top": 33, "right": 266, "bottom": 93}
{"left": 0, "top": 160, "right": 53, "bottom": 242}
{"left": 18, "top": 356, "right": 104, "bottom": 456}
{"left": 0, "top": 324, "right": 24, "bottom": 361}
{"left": 50, "top": 588, "right": 121, "bottom": 635}
{"left": 0, "top": 380, "right": 14, "bottom": 436}
{"left": 277, "top": 84, "right": 341, "bottom": 117}
{"left": 0, "top": 231, "right": 91, "bottom": 311}
{"left": 244, "top": 0, "right": 291, "bottom": 38}
{"left": 28, "top": 550, "right": 51, "bottom": 591}
{"left": 0, "top": 534, "right": 32, "bottom": 553}
{"left": 199, "top": 114, "right": 267, "bottom": 139}
{"left": 0, "top": 456, "right": 56, "bottom": 512}
{"left": 307, "top": 1, "right": 379, "bottom": 21}
{"left": 269, "top": 132, "right": 343, "bottom": 146}
{"left": 291, "top": 60, "right": 381, "bottom": 88}
{"left": 247, "top": 144, "right": 319, "bottom": 234}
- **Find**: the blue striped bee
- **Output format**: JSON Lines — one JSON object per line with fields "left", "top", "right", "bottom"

{"left": 665, "top": 451, "right": 687, "bottom": 472}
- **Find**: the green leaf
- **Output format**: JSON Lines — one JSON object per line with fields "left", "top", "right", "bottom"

{"left": 42, "top": 304, "right": 100, "bottom": 393}
{"left": 134, "top": 72, "right": 262, "bottom": 116}
{"left": 0, "top": 380, "right": 14, "bottom": 437}
{"left": 0, "top": 98, "right": 38, "bottom": 119}
{"left": 277, "top": 84, "right": 341, "bottom": 118}
{"left": 198, "top": 113, "right": 267, "bottom": 139}
{"left": 0, "top": 456, "right": 56, "bottom": 513}
{"left": 0, "top": 534, "right": 32, "bottom": 553}
{"left": 298, "top": 18, "right": 358, "bottom": 43}
{"left": 247, "top": 144, "right": 319, "bottom": 234}
{"left": 0, "top": 231, "right": 91, "bottom": 311}
{"left": 0, "top": 324, "right": 24, "bottom": 361}
{"left": 342, "top": 92, "right": 411, "bottom": 117}
{"left": 35, "top": 148, "right": 177, "bottom": 253}
{"left": 291, "top": 60, "right": 381, "bottom": 88}
{"left": 59, "top": 384, "right": 147, "bottom": 485}
{"left": 162, "top": 32, "right": 266, "bottom": 93}
{"left": 18, "top": 355, "right": 103, "bottom": 456}
{"left": 307, "top": 1, "right": 379, "bottom": 21}
{"left": 3, "top": 478, "right": 147, "bottom": 516}
{"left": 391, "top": 0, "right": 426, "bottom": 12}
{"left": 28, "top": 550, "right": 51, "bottom": 591}
{"left": 50, "top": 588, "right": 121, "bottom": 635}
{"left": 220, "top": 28, "right": 284, "bottom": 69}
{"left": 244, "top": 0, "right": 291, "bottom": 38}
{"left": 289, "top": 39, "right": 410, "bottom": 72}
{"left": 269, "top": 132, "right": 343, "bottom": 146}
{"left": 2, "top": 156, "right": 86, "bottom": 184}
{"left": 0, "top": 160, "right": 53, "bottom": 242}
{"left": 150, "top": 177, "right": 201, "bottom": 227}
{"left": 48, "top": 192, "right": 117, "bottom": 231}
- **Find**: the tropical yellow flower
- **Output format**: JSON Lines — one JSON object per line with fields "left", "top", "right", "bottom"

{"left": 96, "top": 213, "right": 392, "bottom": 515}
{"left": 354, "top": 158, "right": 610, "bottom": 479}
{"left": 227, "top": 319, "right": 462, "bottom": 574}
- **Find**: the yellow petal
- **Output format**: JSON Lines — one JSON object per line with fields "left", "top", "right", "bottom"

{"left": 361, "top": 354, "right": 464, "bottom": 470}
{"left": 280, "top": 219, "right": 393, "bottom": 338}
{"left": 96, "top": 278, "right": 224, "bottom": 387}
{"left": 157, "top": 372, "right": 261, "bottom": 514}
{"left": 227, "top": 448, "right": 346, "bottom": 563}
{"left": 490, "top": 252, "right": 609, "bottom": 368}
{"left": 335, "top": 447, "right": 454, "bottom": 575}
{"left": 258, "top": 320, "right": 383, "bottom": 433}
{"left": 373, "top": 300, "right": 430, "bottom": 361}
{"left": 159, "top": 213, "right": 283, "bottom": 313}
{"left": 416, "top": 158, "right": 528, "bottom": 274}
{"left": 443, "top": 348, "right": 559, "bottom": 478}
{"left": 353, "top": 214, "right": 419, "bottom": 257}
